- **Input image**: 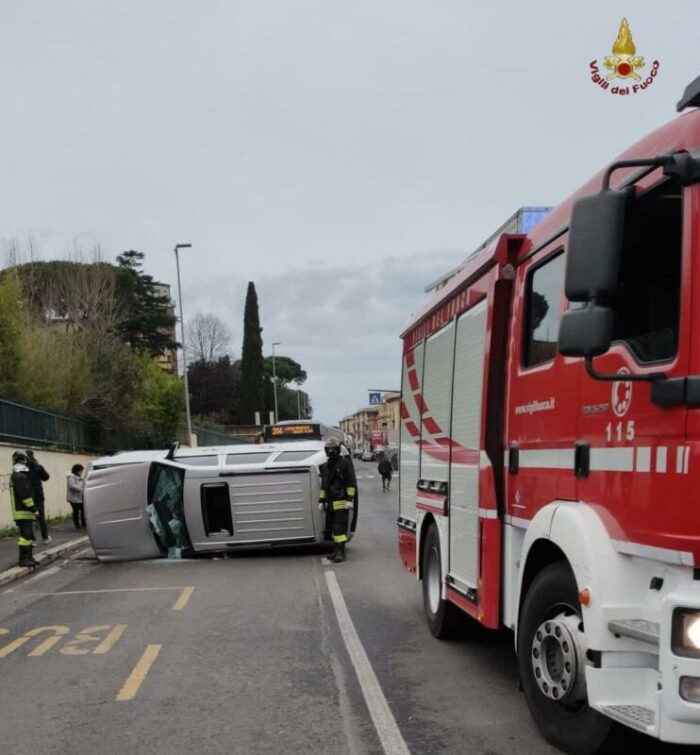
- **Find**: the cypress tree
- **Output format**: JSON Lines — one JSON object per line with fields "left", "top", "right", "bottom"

{"left": 239, "top": 282, "right": 266, "bottom": 423}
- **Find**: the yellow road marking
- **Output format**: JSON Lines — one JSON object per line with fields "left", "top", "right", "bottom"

{"left": 0, "top": 626, "right": 70, "bottom": 658}
{"left": 116, "top": 644, "right": 162, "bottom": 701}
{"left": 93, "top": 624, "right": 128, "bottom": 654}
{"left": 61, "top": 625, "right": 112, "bottom": 655}
{"left": 171, "top": 586, "right": 194, "bottom": 611}
{"left": 51, "top": 586, "right": 187, "bottom": 596}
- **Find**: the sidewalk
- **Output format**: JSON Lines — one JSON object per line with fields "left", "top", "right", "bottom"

{"left": 0, "top": 520, "right": 88, "bottom": 574}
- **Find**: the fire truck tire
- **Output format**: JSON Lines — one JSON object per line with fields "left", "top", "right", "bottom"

{"left": 517, "top": 562, "right": 619, "bottom": 755}
{"left": 421, "top": 523, "right": 460, "bottom": 639}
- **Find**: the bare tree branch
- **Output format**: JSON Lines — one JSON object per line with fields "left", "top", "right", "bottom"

{"left": 186, "top": 312, "right": 232, "bottom": 363}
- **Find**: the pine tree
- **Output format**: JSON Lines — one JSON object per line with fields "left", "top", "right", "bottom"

{"left": 115, "top": 250, "right": 178, "bottom": 357}
{"left": 239, "top": 282, "right": 266, "bottom": 423}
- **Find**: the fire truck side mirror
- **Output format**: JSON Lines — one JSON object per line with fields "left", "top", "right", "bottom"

{"left": 565, "top": 190, "right": 627, "bottom": 303}
{"left": 558, "top": 304, "right": 613, "bottom": 358}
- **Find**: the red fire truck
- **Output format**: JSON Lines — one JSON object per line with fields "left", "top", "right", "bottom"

{"left": 398, "top": 77, "right": 700, "bottom": 754}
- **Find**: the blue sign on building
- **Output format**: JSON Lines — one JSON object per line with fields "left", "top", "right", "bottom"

{"left": 369, "top": 392, "right": 382, "bottom": 405}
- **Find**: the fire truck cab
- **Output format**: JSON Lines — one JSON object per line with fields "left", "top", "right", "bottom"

{"left": 398, "top": 78, "right": 700, "bottom": 753}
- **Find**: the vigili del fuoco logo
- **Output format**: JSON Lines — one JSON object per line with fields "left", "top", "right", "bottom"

{"left": 590, "top": 18, "right": 660, "bottom": 96}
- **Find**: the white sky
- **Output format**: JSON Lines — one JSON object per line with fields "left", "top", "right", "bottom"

{"left": 1, "top": 1, "right": 698, "bottom": 423}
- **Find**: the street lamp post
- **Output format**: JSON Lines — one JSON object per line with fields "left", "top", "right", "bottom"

{"left": 174, "top": 243, "right": 193, "bottom": 445}
{"left": 296, "top": 380, "right": 301, "bottom": 419}
{"left": 272, "top": 341, "right": 281, "bottom": 423}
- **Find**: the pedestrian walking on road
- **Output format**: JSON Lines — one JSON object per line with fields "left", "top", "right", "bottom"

{"left": 67, "top": 464, "right": 86, "bottom": 530}
{"left": 378, "top": 455, "right": 393, "bottom": 492}
{"left": 26, "top": 449, "right": 51, "bottom": 543}
{"left": 9, "top": 450, "right": 39, "bottom": 567}
{"left": 319, "top": 438, "right": 357, "bottom": 563}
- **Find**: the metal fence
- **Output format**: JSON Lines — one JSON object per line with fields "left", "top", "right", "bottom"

{"left": 0, "top": 397, "right": 102, "bottom": 452}
{"left": 0, "top": 397, "right": 250, "bottom": 454}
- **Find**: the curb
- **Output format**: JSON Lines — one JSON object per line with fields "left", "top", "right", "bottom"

{"left": 0, "top": 536, "right": 89, "bottom": 588}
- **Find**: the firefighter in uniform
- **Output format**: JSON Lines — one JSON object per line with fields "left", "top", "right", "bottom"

{"left": 10, "top": 450, "right": 39, "bottom": 567}
{"left": 319, "top": 439, "right": 356, "bottom": 563}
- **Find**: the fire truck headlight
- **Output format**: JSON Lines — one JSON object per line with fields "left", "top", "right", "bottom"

{"left": 680, "top": 677, "right": 700, "bottom": 703}
{"left": 672, "top": 608, "right": 700, "bottom": 658}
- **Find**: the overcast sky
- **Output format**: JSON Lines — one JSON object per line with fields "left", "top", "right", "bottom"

{"left": 1, "top": 1, "right": 698, "bottom": 424}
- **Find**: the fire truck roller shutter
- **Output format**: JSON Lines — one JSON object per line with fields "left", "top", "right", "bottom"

{"left": 399, "top": 341, "right": 425, "bottom": 524}
{"left": 420, "top": 320, "right": 455, "bottom": 485}
{"left": 449, "top": 300, "right": 487, "bottom": 590}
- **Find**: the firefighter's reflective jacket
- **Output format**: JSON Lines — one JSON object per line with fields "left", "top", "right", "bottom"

{"left": 10, "top": 465, "right": 36, "bottom": 521}
{"left": 319, "top": 455, "right": 357, "bottom": 506}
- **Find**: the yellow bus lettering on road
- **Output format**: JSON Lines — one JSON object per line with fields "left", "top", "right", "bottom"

{"left": 0, "top": 624, "right": 128, "bottom": 657}
{"left": 92, "top": 624, "right": 128, "bottom": 654}
{"left": 61, "top": 624, "right": 127, "bottom": 655}
{"left": 0, "top": 626, "right": 71, "bottom": 658}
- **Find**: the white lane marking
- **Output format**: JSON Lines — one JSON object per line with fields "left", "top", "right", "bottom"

{"left": 324, "top": 570, "right": 410, "bottom": 755}
{"left": 22, "top": 566, "right": 61, "bottom": 586}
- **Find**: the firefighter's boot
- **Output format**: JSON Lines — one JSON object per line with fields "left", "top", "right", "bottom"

{"left": 332, "top": 543, "right": 346, "bottom": 563}
{"left": 18, "top": 545, "right": 37, "bottom": 568}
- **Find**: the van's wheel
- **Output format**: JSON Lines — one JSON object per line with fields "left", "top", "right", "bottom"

{"left": 421, "top": 523, "right": 459, "bottom": 639}
{"left": 517, "top": 562, "right": 617, "bottom": 755}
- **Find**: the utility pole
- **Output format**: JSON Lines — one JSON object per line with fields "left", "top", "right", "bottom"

{"left": 272, "top": 341, "right": 281, "bottom": 423}
{"left": 174, "top": 243, "right": 193, "bottom": 445}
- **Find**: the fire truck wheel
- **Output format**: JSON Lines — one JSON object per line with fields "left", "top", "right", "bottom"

{"left": 421, "top": 523, "right": 459, "bottom": 639}
{"left": 517, "top": 562, "right": 617, "bottom": 755}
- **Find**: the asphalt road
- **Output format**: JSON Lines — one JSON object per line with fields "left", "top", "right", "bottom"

{"left": 0, "top": 466, "right": 694, "bottom": 754}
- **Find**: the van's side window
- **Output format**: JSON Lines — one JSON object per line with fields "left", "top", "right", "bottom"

{"left": 611, "top": 177, "right": 682, "bottom": 363}
{"left": 523, "top": 253, "right": 564, "bottom": 368}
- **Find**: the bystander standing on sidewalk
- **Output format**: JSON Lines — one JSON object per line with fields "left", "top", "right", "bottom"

{"left": 66, "top": 464, "right": 86, "bottom": 530}
{"left": 26, "top": 449, "right": 50, "bottom": 543}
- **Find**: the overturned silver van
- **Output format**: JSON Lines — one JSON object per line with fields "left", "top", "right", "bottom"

{"left": 84, "top": 441, "right": 358, "bottom": 561}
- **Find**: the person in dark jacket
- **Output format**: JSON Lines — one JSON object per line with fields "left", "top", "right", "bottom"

{"left": 377, "top": 455, "right": 393, "bottom": 492}
{"left": 10, "top": 450, "right": 39, "bottom": 567}
{"left": 26, "top": 449, "right": 50, "bottom": 543}
{"left": 319, "top": 439, "right": 357, "bottom": 563}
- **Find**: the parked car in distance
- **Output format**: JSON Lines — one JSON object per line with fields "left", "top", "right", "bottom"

{"left": 361, "top": 450, "right": 375, "bottom": 462}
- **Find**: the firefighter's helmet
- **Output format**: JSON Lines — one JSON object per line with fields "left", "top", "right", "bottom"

{"left": 12, "top": 450, "right": 28, "bottom": 465}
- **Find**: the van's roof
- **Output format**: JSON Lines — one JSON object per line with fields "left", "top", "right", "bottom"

{"left": 90, "top": 440, "right": 326, "bottom": 469}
